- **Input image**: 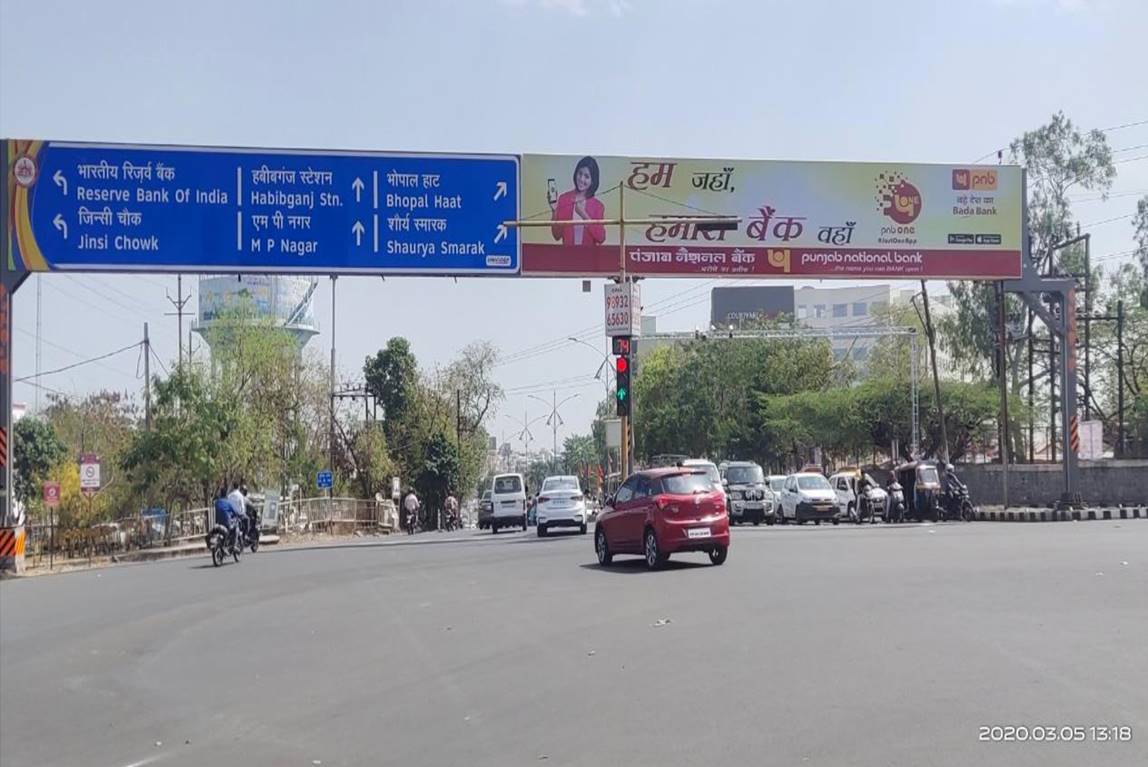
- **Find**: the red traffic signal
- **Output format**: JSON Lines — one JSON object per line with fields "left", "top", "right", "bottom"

{"left": 615, "top": 355, "right": 628, "bottom": 373}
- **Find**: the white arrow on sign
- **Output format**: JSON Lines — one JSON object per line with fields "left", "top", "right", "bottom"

{"left": 493, "top": 181, "right": 508, "bottom": 201}
{"left": 53, "top": 169, "right": 68, "bottom": 196}
{"left": 494, "top": 224, "right": 508, "bottom": 244}
{"left": 352, "top": 177, "right": 365, "bottom": 203}
{"left": 352, "top": 220, "right": 365, "bottom": 246}
{"left": 53, "top": 213, "right": 68, "bottom": 239}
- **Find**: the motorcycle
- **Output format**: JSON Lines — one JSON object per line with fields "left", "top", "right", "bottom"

{"left": 206, "top": 521, "right": 242, "bottom": 567}
{"left": 885, "top": 481, "right": 906, "bottom": 524}
{"left": 939, "top": 477, "right": 976, "bottom": 522}
{"left": 442, "top": 511, "right": 461, "bottom": 532}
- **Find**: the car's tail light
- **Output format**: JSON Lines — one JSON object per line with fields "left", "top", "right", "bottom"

{"left": 538, "top": 496, "right": 551, "bottom": 504}
{"left": 655, "top": 496, "right": 672, "bottom": 512}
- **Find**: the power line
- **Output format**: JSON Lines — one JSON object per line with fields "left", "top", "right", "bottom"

{"left": 14, "top": 327, "right": 141, "bottom": 379}
{"left": 13, "top": 341, "right": 141, "bottom": 383}
{"left": 1099, "top": 119, "right": 1148, "bottom": 132}
{"left": 149, "top": 346, "right": 170, "bottom": 377}
{"left": 1079, "top": 213, "right": 1135, "bottom": 228}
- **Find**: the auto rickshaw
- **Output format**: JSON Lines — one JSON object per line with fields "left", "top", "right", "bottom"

{"left": 894, "top": 460, "right": 942, "bottom": 522}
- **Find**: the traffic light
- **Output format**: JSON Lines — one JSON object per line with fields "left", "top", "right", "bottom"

{"left": 615, "top": 336, "right": 631, "bottom": 416}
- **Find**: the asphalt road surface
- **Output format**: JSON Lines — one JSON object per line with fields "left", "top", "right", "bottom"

{"left": 2, "top": 521, "right": 1146, "bottom": 767}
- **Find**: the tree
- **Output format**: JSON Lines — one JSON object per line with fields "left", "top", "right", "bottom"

{"left": 563, "top": 433, "right": 597, "bottom": 489}
{"left": 364, "top": 338, "right": 419, "bottom": 429}
{"left": 633, "top": 331, "right": 834, "bottom": 463}
{"left": 121, "top": 308, "right": 306, "bottom": 510}
{"left": 13, "top": 417, "right": 66, "bottom": 509}
{"left": 416, "top": 431, "right": 460, "bottom": 524}
{"left": 1134, "top": 195, "right": 1148, "bottom": 282}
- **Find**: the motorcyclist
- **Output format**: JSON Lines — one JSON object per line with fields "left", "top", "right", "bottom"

{"left": 444, "top": 493, "right": 459, "bottom": 531}
{"left": 403, "top": 489, "right": 420, "bottom": 534}
{"left": 226, "top": 481, "right": 247, "bottom": 549}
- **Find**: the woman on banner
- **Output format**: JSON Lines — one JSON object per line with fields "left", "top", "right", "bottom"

{"left": 549, "top": 156, "right": 606, "bottom": 247}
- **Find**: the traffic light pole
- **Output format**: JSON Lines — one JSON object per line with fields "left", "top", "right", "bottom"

{"left": 618, "top": 185, "right": 630, "bottom": 478}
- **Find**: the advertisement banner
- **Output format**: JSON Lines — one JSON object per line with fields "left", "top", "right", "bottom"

{"left": 521, "top": 154, "right": 1022, "bottom": 279}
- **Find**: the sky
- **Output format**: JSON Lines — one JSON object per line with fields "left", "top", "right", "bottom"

{"left": 2, "top": 0, "right": 1146, "bottom": 452}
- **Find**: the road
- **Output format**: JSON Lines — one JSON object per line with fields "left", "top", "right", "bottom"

{"left": 2, "top": 521, "right": 1146, "bottom": 767}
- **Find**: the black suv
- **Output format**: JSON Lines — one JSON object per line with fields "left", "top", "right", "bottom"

{"left": 722, "top": 461, "right": 776, "bottom": 525}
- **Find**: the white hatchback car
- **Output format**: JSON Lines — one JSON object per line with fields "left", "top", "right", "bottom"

{"left": 536, "top": 475, "right": 588, "bottom": 537}
{"left": 778, "top": 472, "right": 839, "bottom": 525}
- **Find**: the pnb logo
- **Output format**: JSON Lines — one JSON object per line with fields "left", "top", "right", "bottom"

{"left": 952, "top": 168, "right": 997, "bottom": 191}
{"left": 874, "top": 173, "right": 922, "bottom": 226}
{"left": 767, "top": 249, "right": 790, "bottom": 273}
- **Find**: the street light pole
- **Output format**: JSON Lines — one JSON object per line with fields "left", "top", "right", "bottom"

{"left": 529, "top": 391, "right": 581, "bottom": 459}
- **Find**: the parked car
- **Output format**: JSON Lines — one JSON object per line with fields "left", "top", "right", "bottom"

{"left": 722, "top": 461, "right": 776, "bottom": 525}
{"left": 536, "top": 475, "right": 588, "bottom": 536}
{"left": 829, "top": 469, "right": 888, "bottom": 524}
{"left": 595, "top": 467, "right": 730, "bottom": 569}
{"left": 478, "top": 490, "right": 494, "bottom": 529}
{"left": 489, "top": 473, "right": 528, "bottom": 534}
{"left": 778, "top": 472, "right": 838, "bottom": 525}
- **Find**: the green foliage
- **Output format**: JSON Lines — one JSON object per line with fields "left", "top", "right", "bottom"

{"left": 13, "top": 417, "right": 66, "bottom": 507}
{"left": 364, "top": 338, "right": 419, "bottom": 430}
{"left": 1134, "top": 195, "right": 1148, "bottom": 281}
{"left": 757, "top": 378, "right": 1005, "bottom": 467}
{"left": 563, "top": 433, "right": 598, "bottom": 489}
{"left": 416, "top": 431, "right": 460, "bottom": 514}
{"left": 633, "top": 332, "right": 834, "bottom": 463}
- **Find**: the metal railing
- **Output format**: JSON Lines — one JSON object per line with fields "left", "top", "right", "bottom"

{"left": 22, "top": 496, "right": 397, "bottom": 566}
{"left": 279, "top": 497, "right": 397, "bottom": 534}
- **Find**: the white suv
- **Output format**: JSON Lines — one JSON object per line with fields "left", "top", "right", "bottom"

{"left": 536, "top": 475, "right": 588, "bottom": 537}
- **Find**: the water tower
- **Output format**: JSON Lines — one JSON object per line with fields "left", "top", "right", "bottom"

{"left": 195, "top": 275, "right": 319, "bottom": 351}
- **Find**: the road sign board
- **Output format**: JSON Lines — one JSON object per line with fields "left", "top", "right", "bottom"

{"left": 79, "top": 453, "right": 100, "bottom": 491}
{"left": 391, "top": 477, "right": 401, "bottom": 500}
{"left": 43, "top": 482, "right": 60, "bottom": 508}
{"left": 604, "top": 282, "right": 641, "bottom": 337}
{"left": 317, "top": 470, "right": 333, "bottom": 490}
{"left": 6, "top": 140, "right": 519, "bottom": 276}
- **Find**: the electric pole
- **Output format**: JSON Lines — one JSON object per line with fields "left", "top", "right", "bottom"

{"left": 143, "top": 322, "right": 151, "bottom": 431}
{"left": 165, "top": 274, "right": 192, "bottom": 373}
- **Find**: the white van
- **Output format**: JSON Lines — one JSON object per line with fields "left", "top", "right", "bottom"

{"left": 490, "top": 473, "right": 528, "bottom": 534}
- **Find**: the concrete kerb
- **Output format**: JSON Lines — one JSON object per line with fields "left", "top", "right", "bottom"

{"left": 974, "top": 506, "right": 1147, "bottom": 522}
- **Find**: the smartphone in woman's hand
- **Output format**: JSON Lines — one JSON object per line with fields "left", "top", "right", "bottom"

{"left": 547, "top": 178, "right": 558, "bottom": 205}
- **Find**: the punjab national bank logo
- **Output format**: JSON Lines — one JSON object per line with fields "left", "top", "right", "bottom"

{"left": 767, "top": 249, "right": 791, "bottom": 273}
{"left": 875, "top": 172, "right": 922, "bottom": 225}
{"left": 952, "top": 168, "right": 997, "bottom": 191}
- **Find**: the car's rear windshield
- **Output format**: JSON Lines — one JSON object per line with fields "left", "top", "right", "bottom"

{"left": 798, "top": 475, "right": 831, "bottom": 490}
{"left": 658, "top": 472, "right": 714, "bottom": 495}
{"left": 920, "top": 467, "right": 939, "bottom": 484}
{"left": 542, "top": 477, "right": 579, "bottom": 492}
{"left": 726, "top": 465, "right": 764, "bottom": 484}
{"left": 494, "top": 476, "right": 522, "bottom": 493}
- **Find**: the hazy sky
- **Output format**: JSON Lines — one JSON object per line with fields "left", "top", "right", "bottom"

{"left": 2, "top": 0, "right": 1146, "bottom": 450}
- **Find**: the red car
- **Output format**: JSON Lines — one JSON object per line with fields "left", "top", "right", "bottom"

{"left": 594, "top": 467, "right": 730, "bottom": 569}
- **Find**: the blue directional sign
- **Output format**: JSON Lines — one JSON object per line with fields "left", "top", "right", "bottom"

{"left": 5, "top": 140, "right": 519, "bottom": 275}
{"left": 317, "top": 470, "right": 333, "bottom": 490}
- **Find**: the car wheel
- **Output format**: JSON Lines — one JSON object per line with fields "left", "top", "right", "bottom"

{"left": 644, "top": 528, "right": 667, "bottom": 570}
{"left": 537, "top": 524, "right": 546, "bottom": 538}
{"left": 832, "top": 518, "right": 840, "bottom": 526}
{"left": 815, "top": 520, "right": 821, "bottom": 526}
{"left": 709, "top": 545, "right": 728, "bottom": 566}
{"left": 579, "top": 522, "right": 587, "bottom": 535}
{"left": 595, "top": 527, "right": 612, "bottom": 566}
{"left": 491, "top": 524, "right": 498, "bottom": 535}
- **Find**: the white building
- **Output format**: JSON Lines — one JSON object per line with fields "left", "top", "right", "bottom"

{"left": 794, "top": 285, "right": 893, "bottom": 364}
